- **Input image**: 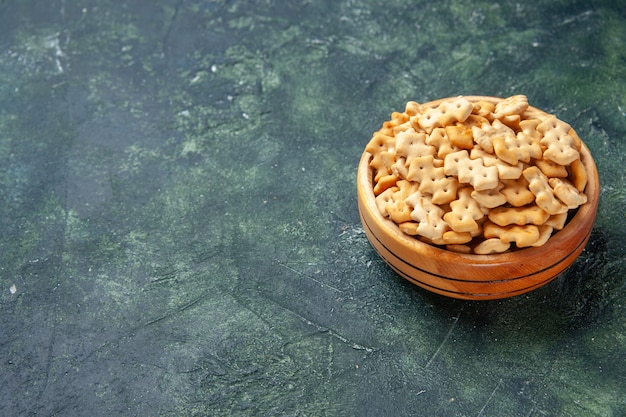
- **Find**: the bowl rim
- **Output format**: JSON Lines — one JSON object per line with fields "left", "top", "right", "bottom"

{"left": 358, "top": 95, "right": 600, "bottom": 282}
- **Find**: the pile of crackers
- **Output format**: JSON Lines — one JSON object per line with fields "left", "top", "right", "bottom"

{"left": 367, "top": 95, "right": 588, "bottom": 254}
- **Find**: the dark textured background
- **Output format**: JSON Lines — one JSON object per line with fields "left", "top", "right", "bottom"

{"left": 0, "top": 1, "right": 624, "bottom": 416}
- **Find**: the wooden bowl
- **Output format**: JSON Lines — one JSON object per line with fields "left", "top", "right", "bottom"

{"left": 357, "top": 96, "right": 599, "bottom": 300}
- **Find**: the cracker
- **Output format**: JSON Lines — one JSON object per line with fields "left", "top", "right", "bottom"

{"left": 531, "top": 225, "right": 554, "bottom": 247}
{"left": 463, "top": 114, "right": 490, "bottom": 129}
{"left": 537, "top": 115, "right": 580, "bottom": 165}
{"left": 366, "top": 133, "right": 395, "bottom": 157}
{"left": 568, "top": 158, "right": 588, "bottom": 192}
{"left": 484, "top": 222, "right": 541, "bottom": 248}
{"left": 518, "top": 118, "right": 542, "bottom": 139}
{"left": 386, "top": 180, "right": 419, "bottom": 223}
{"left": 395, "top": 128, "right": 435, "bottom": 161}
{"left": 545, "top": 212, "right": 568, "bottom": 230}
{"left": 501, "top": 177, "right": 536, "bottom": 207}
{"left": 374, "top": 186, "right": 397, "bottom": 217}
{"left": 399, "top": 221, "right": 419, "bottom": 235}
{"left": 417, "top": 97, "right": 473, "bottom": 133}
{"left": 548, "top": 177, "right": 588, "bottom": 208}
{"left": 391, "top": 157, "right": 409, "bottom": 179}
{"left": 430, "top": 177, "right": 459, "bottom": 205}
{"left": 434, "top": 230, "right": 473, "bottom": 245}
{"left": 521, "top": 108, "right": 549, "bottom": 123}
{"left": 408, "top": 192, "right": 449, "bottom": 241}
{"left": 492, "top": 120, "right": 542, "bottom": 165}
{"left": 366, "top": 133, "right": 396, "bottom": 181}
{"left": 373, "top": 172, "right": 398, "bottom": 195}
{"left": 471, "top": 182, "right": 507, "bottom": 209}
{"left": 371, "top": 150, "right": 397, "bottom": 182}
{"left": 471, "top": 125, "right": 495, "bottom": 153}
{"left": 474, "top": 238, "right": 511, "bottom": 254}
{"left": 445, "top": 125, "right": 474, "bottom": 150}
{"left": 407, "top": 155, "right": 458, "bottom": 204}
{"left": 386, "top": 198, "right": 413, "bottom": 224}
{"left": 443, "top": 188, "right": 485, "bottom": 233}
{"left": 389, "top": 111, "right": 409, "bottom": 127}
{"left": 392, "top": 121, "right": 413, "bottom": 136}
{"left": 493, "top": 94, "right": 529, "bottom": 118}
{"left": 498, "top": 114, "right": 522, "bottom": 131}
{"left": 535, "top": 158, "right": 568, "bottom": 178}
{"left": 407, "top": 155, "right": 440, "bottom": 183}
{"left": 523, "top": 166, "right": 568, "bottom": 215}
{"left": 426, "top": 127, "right": 460, "bottom": 159}
{"left": 472, "top": 100, "right": 496, "bottom": 119}
{"left": 488, "top": 205, "right": 550, "bottom": 227}
{"left": 405, "top": 101, "right": 422, "bottom": 116}
{"left": 470, "top": 148, "right": 523, "bottom": 180}
{"left": 446, "top": 244, "right": 473, "bottom": 254}
{"left": 444, "top": 150, "right": 499, "bottom": 191}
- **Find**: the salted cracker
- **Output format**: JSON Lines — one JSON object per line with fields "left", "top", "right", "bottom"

{"left": 568, "top": 158, "right": 588, "bottom": 192}
{"left": 493, "top": 94, "right": 529, "bottom": 119}
{"left": 474, "top": 238, "right": 511, "bottom": 254}
{"left": 438, "top": 230, "right": 473, "bottom": 245}
{"left": 426, "top": 127, "right": 460, "bottom": 159}
{"left": 531, "top": 225, "right": 554, "bottom": 247}
{"left": 535, "top": 158, "right": 568, "bottom": 178}
{"left": 471, "top": 100, "right": 496, "bottom": 119}
{"left": 443, "top": 188, "right": 485, "bottom": 233}
{"left": 366, "top": 133, "right": 396, "bottom": 181}
{"left": 395, "top": 128, "right": 435, "bottom": 161}
{"left": 406, "top": 155, "right": 458, "bottom": 204}
{"left": 484, "top": 222, "right": 541, "bottom": 248}
{"left": 548, "top": 177, "right": 588, "bottom": 208}
{"left": 404, "top": 101, "right": 422, "bottom": 116}
{"left": 445, "top": 125, "right": 474, "bottom": 150}
{"left": 392, "top": 121, "right": 413, "bottom": 136}
{"left": 373, "top": 172, "right": 398, "bottom": 195}
{"left": 537, "top": 115, "right": 580, "bottom": 165}
{"left": 391, "top": 157, "right": 409, "bottom": 179}
{"left": 488, "top": 205, "right": 550, "bottom": 227}
{"left": 471, "top": 125, "right": 495, "bottom": 154}
{"left": 491, "top": 120, "right": 542, "bottom": 165}
{"left": 470, "top": 148, "right": 524, "bottom": 180}
{"left": 374, "top": 186, "right": 397, "bottom": 217}
{"left": 471, "top": 183, "right": 508, "bottom": 209}
{"left": 545, "top": 212, "right": 568, "bottom": 230}
{"left": 501, "top": 177, "right": 536, "bottom": 207}
{"left": 444, "top": 150, "right": 499, "bottom": 191}
{"left": 417, "top": 97, "right": 473, "bottom": 133}
{"left": 386, "top": 180, "right": 420, "bottom": 223}
{"left": 523, "top": 166, "right": 569, "bottom": 215}
{"left": 407, "top": 192, "right": 449, "bottom": 241}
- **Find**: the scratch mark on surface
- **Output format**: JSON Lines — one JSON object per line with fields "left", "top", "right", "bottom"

{"left": 163, "top": 0, "right": 182, "bottom": 46}
{"left": 557, "top": 10, "right": 593, "bottom": 26}
{"left": 276, "top": 259, "right": 344, "bottom": 293}
{"left": 282, "top": 305, "right": 375, "bottom": 352}
{"left": 81, "top": 291, "right": 209, "bottom": 363}
{"left": 477, "top": 378, "right": 503, "bottom": 417}
{"left": 425, "top": 309, "right": 462, "bottom": 368}
{"left": 145, "top": 291, "right": 209, "bottom": 326}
